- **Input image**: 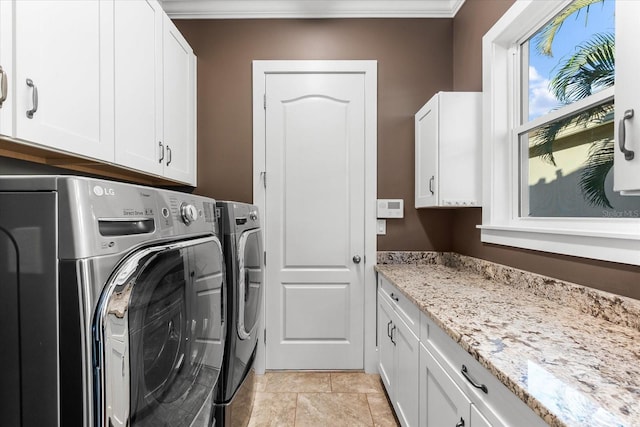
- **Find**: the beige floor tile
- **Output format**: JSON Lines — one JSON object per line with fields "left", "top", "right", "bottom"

{"left": 248, "top": 392, "right": 297, "bottom": 427}
{"left": 331, "top": 372, "right": 384, "bottom": 393}
{"left": 295, "top": 393, "right": 373, "bottom": 426}
{"left": 264, "top": 372, "right": 332, "bottom": 393}
{"left": 367, "top": 393, "right": 399, "bottom": 427}
{"left": 255, "top": 374, "right": 268, "bottom": 392}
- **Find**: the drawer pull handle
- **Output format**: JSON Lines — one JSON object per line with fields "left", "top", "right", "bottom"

{"left": 619, "top": 109, "right": 635, "bottom": 161}
{"left": 390, "top": 325, "right": 396, "bottom": 345}
{"left": 455, "top": 417, "right": 465, "bottom": 427}
{"left": 461, "top": 365, "right": 488, "bottom": 394}
{"left": 26, "top": 78, "right": 38, "bottom": 119}
{"left": 387, "top": 320, "right": 393, "bottom": 338}
{"left": 158, "top": 141, "right": 165, "bottom": 163}
{"left": 389, "top": 292, "right": 399, "bottom": 302}
{"left": 0, "top": 65, "right": 7, "bottom": 107}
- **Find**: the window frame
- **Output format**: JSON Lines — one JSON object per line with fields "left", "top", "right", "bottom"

{"left": 480, "top": 0, "right": 640, "bottom": 266}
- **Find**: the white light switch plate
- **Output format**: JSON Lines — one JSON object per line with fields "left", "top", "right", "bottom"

{"left": 377, "top": 219, "right": 386, "bottom": 235}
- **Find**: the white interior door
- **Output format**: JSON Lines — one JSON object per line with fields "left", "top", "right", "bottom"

{"left": 264, "top": 71, "right": 366, "bottom": 369}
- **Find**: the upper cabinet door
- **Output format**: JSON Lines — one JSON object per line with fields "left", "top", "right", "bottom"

{"left": 613, "top": 0, "right": 640, "bottom": 194}
{"left": 114, "top": 0, "right": 164, "bottom": 177}
{"left": 415, "top": 95, "right": 439, "bottom": 207}
{"left": 0, "top": 1, "right": 14, "bottom": 137}
{"left": 162, "top": 15, "right": 196, "bottom": 185}
{"left": 14, "top": 0, "right": 114, "bottom": 161}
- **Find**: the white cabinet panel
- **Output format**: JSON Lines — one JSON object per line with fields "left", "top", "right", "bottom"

{"left": 613, "top": 0, "right": 640, "bottom": 194}
{"left": 420, "top": 344, "right": 471, "bottom": 427}
{"left": 377, "top": 294, "right": 395, "bottom": 392}
{"left": 394, "top": 316, "right": 419, "bottom": 427}
{"left": 0, "top": 1, "right": 14, "bottom": 136}
{"left": 162, "top": 14, "right": 196, "bottom": 184}
{"left": 114, "top": 0, "right": 163, "bottom": 176}
{"left": 377, "top": 276, "right": 419, "bottom": 427}
{"left": 114, "top": 1, "right": 196, "bottom": 185}
{"left": 471, "top": 404, "right": 494, "bottom": 427}
{"left": 13, "top": 0, "right": 114, "bottom": 161}
{"left": 415, "top": 92, "right": 482, "bottom": 208}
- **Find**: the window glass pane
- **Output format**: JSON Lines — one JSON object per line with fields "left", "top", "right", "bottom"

{"left": 523, "top": 0, "right": 615, "bottom": 121}
{"left": 521, "top": 100, "right": 640, "bottom": 218}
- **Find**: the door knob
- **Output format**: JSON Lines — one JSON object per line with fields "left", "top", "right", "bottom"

{"left": 353, "top": 255, "right": 361, "bottom": 264}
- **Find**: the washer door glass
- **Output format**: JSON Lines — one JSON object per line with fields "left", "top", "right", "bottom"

{"left": 237, "top": 229, "right": 263, "bottom": 340}
{"left": 96, "top": 236, "right": 224, "bottom": 427}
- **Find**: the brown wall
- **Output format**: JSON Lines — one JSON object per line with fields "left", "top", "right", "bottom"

{"left": 175, "top": 4, "right": 640, "bottom": 300}
{"left": 451, "top": 0, "right": 640, "bottom": 299}
{"left": 175, "top": 19, "right": 455, "bottom": 251}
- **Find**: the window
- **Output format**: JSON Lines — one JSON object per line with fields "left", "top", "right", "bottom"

{"left": 481, "top": 0, "right": 640, "bottom": 266}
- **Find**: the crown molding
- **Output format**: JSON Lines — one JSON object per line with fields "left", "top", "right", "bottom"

{"left": 161, "top": 0, "right": 467, "bottom": 19}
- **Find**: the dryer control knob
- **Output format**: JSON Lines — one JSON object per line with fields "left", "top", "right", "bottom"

{"left": 249, "top": 210, "right": 258, "bottom": 221}
{"left": 180, "top": 203, "right": 198, "bottom": 225}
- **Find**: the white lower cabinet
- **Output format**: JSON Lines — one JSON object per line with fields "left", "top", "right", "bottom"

{"left": 377, "top": 286, "right": 419, "bottom": 427}
{"left": 471, "top": 404, "right": 494, "bottom": 427}
{"left": 420, "top": 343, "right": 496, "bottom": 427}
{"left": 377, "top": 275, "right": 548, "bottom": 427}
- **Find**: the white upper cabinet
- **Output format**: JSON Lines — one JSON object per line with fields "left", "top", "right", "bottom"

{"left": 114, "top": 0, "right": 164, "bottom": 177}
{"left": 162, "top": 14, "right": 196, "bottom": 185}
{"left": 0, "top": 1, "right": 14, "bottom": 137}
{"left": 415, "top": 92, "right": 482, "bottom": 208}
{"left": 0, "top": 0, "right": 196, "bottom": 185}
{"left": 613, "top": 0, "right": 640, "bottom": 195}
{"left": 114, "top": 0, "right": 196, "bottom": 185}
{"left": 12, "top": 0, "right": 114, "bottom": 161}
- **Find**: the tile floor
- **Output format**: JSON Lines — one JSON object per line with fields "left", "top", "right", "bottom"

{"left": 248, "top": 372, "right": 400, "bottom": 427}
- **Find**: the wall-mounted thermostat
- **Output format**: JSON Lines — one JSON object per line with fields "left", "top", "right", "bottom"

{"left": 377, "top": 199, "right": 404, "bottom": 218}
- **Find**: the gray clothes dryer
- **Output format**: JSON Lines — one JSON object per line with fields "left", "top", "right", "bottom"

{"left": 214, "top": 202, "right": 264, "bottom": 427}
{"left": 0, "top": 176, "right": 226, "bottom": 427}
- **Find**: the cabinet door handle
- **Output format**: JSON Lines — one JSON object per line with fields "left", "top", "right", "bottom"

{"left": 429, "top": 176, "right": 435, "bottom": 195}
{"left": 390, "top": 325, "right": 396, "bottom": 345}
{"left": 619, "top": 109, "right": 635, "bottom": 161}
{"left": 26, "top": 78, "right": 38, "bottom": 119}
{"left": 166, "top": 145, "right": 172, "bottom": 166}
{"left": 387, "top": 320, "right": 393, "bottom": 338}
{"left": 455, "top": 417, "right": 465, "bottom": 427}
{"left": 158, "top": 141, "right": 165, "bottom": 163}
{"left": 0, "top": 65, "right": 7, "bottom": 107}
{"left": 461, "top": 365, "right": 488, "bottom": 394}
{"left": 389, "top": 292, "right": 399, "bottom": 302}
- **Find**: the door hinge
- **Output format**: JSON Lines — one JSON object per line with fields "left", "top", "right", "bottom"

{"left": 260, "top": 171, "right": 266, "bottom": 189}
{"left": 263, "top": 93, "right": 266, "bottom": 109}
{"left": 264, "top": 251, "right": 267, "bottom": 266}
{"left": 263, "top": 328, "right": 266, "bottom": 344}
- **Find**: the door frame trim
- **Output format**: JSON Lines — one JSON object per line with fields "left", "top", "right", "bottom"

{"left": 252, "top": 60, "right": 378, "bottom": 373}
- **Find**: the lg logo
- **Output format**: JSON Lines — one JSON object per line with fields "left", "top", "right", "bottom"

{"left": 93, "top": 185, "right": 115, "bottom": 197}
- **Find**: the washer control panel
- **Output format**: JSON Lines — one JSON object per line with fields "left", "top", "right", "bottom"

{"left": 180, "top": 202, "right": 199, "bottom": 225}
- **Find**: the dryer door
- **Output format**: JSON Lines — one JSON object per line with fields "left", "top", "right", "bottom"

{"left": 94, "top": 235, "right": 224, "bottom": 427}
{"left": 237, "top": 228, "right": 264, "bottom": 340}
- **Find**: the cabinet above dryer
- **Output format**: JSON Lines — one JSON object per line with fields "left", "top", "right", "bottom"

{"left": 0, "top": 0, "right": 197, "bottom": 186}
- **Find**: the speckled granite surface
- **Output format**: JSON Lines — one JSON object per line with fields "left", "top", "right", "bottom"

{"left": 376, "top": 251, "right": 640, "bottom": 427}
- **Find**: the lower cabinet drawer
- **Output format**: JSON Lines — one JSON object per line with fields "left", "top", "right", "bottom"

{"left": 379, "top": 275, "right": 420, "bottom": 337}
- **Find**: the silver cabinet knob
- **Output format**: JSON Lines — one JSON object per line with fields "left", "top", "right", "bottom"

{"left": 353, "top": 255, "right": 361, "bottom": 264}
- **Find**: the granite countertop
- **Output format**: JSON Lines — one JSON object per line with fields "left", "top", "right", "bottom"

{"left": 375, "top": 252, "right": 640, "bottom": 427}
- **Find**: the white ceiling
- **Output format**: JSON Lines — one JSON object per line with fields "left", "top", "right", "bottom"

{"left": 161, "top": 0, "right": 467, "bottom": 19}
